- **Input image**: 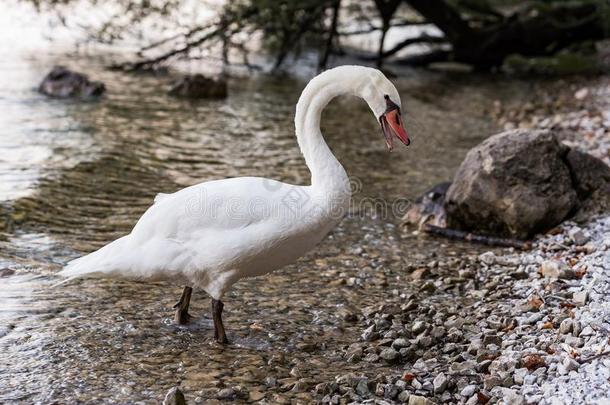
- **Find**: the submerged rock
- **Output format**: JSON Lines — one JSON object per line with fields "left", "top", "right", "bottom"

{"left": 402, "top": 182, "right": 450, "bottom": 229}
{"left": 445, "top": 129, "right": 578, "bottom": 239}
{"left": 163, "top": 387, "right": 186, "bottom": 405}
{"left": 168, "top": 74, "right": 227, "bottom": 99}
{"left": 39, "top": 66, "right": 105, "bottom": 98}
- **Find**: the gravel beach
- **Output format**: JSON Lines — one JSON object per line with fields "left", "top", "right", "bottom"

{"left": 319, "top": 79, "right": 610, "bottom": 405}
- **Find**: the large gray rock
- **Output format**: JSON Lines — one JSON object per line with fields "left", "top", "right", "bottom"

{"left": 39, "top": 66, "right": 105, "bottom": 98}
{"left": 565, "top": 148, "right": 610, "bottom": 219}
{"left": 445, "top": 129, "right": 578, "bottom": 239}
{"left": 168, "top": 74, "right": 227, "bottom": 99}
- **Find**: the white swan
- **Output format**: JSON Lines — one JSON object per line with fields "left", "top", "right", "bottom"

{"left": 59, "top": 65, "right": 410, "bottom": 343}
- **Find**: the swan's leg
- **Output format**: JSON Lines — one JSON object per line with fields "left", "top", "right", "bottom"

{"left": 173, "top": 286, "right": 193, "bottom": 325}
{"left": 212, "top": 298, "right": 228, "bottom": 344}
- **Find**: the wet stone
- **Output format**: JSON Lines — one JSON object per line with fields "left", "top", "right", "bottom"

{"left": 379, "top": 348, "right": 399, "bottom": 363}
{"left": 355, "top": 379, "right": 370, "bottom": 396}
{"left": 163, "top": 387, "right": 187, "bottom": 405}
{"left": 216, "top": 388, "right": 235, "bottom": 400}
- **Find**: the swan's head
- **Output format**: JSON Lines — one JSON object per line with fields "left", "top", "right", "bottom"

{"left": 358, "top": 68, "right": 410, "bottom": 151}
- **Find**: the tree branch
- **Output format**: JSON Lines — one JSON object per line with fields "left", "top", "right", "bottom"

{"left": 318, "top": 0, "right": 341, "bottom": 71}
{"left": 382, "top": 35, "right": 447, "bottom": 58}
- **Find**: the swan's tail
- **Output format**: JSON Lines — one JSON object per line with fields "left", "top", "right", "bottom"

{"left": 55, "top": 235, "right": 131, "bottom": 286}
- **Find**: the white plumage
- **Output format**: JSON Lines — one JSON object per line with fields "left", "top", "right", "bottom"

{"left": 59, "top": 65, "right": 409, "bottom": 341}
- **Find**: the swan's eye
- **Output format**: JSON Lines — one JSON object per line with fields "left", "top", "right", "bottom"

{"left": 383, "top": 94, "right": 400, "bottom": 114}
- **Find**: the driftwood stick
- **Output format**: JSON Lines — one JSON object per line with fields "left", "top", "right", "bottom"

{"left": 423, "top": 224, "right": 531, "bottom": 250}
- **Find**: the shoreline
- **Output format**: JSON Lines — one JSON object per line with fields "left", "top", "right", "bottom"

{"left": 320, "top": 78, "right": 610, "bottom": 404}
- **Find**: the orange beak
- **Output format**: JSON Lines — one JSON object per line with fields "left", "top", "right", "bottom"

{"left": 380, "top": 109, "right": 410, "bottom": 151}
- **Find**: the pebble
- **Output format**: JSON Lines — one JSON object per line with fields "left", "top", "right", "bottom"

{"left": 572, "top": 291, "right": 588, "bottom": 306}
{"left": 460, "top": 384, "right": 476, "bottom": 397}
{"left": 559, "top": 318, "right": 573, "bottom": 334}
{"left": 248, "top": 390, "right": 265, "bottom": 401}
{"left": 408, "top": 395, "right": 432, "bottom": 405}
{"left": 216, "top": 388, "right": 235, "bottom": 400}
{"left": 163, "top": 387, "right": 187, "bottom": 405}
{"left": 433, "top": 372, "right": 447, "bottom": 393}
{"left": 379, "top": 348, "right": 399, "bottom": 362}
{"left": 397, "top": 390, "right": 410, "bottom": 403}
{"left": 568, "top": 227, "right": 589, "bottom": 245}
{"left": 563, "top": 357, "right": 579, "bottom": 372}
{"left": 411, "top": 321, "right": 427, "bottom": 334}
{"left": 355, "top": 379, "right": 370, "bottom": 396}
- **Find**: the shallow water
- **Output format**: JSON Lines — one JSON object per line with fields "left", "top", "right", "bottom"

{"left": 0, "top": 48, "right": 546, "bottom": 403}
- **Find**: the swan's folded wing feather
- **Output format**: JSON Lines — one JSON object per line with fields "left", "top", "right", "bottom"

{"left": 132, "top": 177, "right": 302, "bottom": 242}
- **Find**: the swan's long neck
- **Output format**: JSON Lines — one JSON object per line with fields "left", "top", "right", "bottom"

{"left": 295, "top": 70, "right": 356, "bottom": 196}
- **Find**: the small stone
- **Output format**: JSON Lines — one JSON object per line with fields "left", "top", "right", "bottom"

{"left": 477, "top": 360, "right": 492, "bottom": 373}
{"left": 395, "top": 379, "right": 407, "bottom": 391}
{"left": 484, "top": 375, "right": 502, "bottom": 390}
{"left": 559, "top": 318, "right": 573, "bottom": 334}
{"left": 419, "top": 281, "right": 435, "bottom": 292}
{"left": 540, "top": 260, "right": 561, "bottom": 278}
{"left": 513, "top": 368, "right": 528, "bottom": 385}
{"left": 499, "top": 388, "right": 524, "bottom": 405}
{"left": 380, "top": 348, "right": 399, "bottom": 362}
{"left": 522, "top": 354, "right": 546, "bottom": 371}
{"left": 289, "top": 367, "right": 302, "bottom": 378}
{"left": 479, "top": 251, "right": 496, "bottom": 265}
{"left": 580, "top": 326, "right": 595, "bottom": 336}
{"left": 433, "top": 373, "right": 448, "bottom": 393}
{"left": 217, "top": 388, "right": 235, "bottom": 400}
{"left": 408, "top": 395, "right": 432, "bottom": 405}
{"left": 461, "top": 385, "right": 476, "bottom": 397}
{"left": 163, "top": 387, "right": 187, "bottom": 405}
{"left": 483, "top": 334, "right": 502, "bottom": 346}
{"left": 564, "top": 336, "right": 584, "bottom": 348}
{"left": 264, "top": 377, "right": 277, "bottom": 388}
{"left": 355, "top": 379, "right": 370, "bottom": 396}
{"left": 563, "top": 357, "right": 579, "bottom": 372}
{"left": 364, "top": 353, "right": 379, "bottom": 362}
{"left": 362, "top": 325, "right": 378, "bottom": 341}
{"left": 392, "top": 338, "right": 410, "bottom": 349}
{"left": 568, "top": 227, "right": 589, "bottom": 245}
{"left": 248, "top": 391, "right": 265, "bottom": 401}
{"left": 574, "top": 88, "right": 588, "bottom": 100}
{"left": 411, "top": 321, "right": 427, "bottom": 334}
{"left": 422, "top": 381, "right": 433, "bottom": 391}
{"left": 291, "top": 380, "right": 309, "bottom": 393}
{"left": 397, "top": 390, "right": 411, "bottom": 403}
{"left": 384, "top": 384, "right": 399, "bottom": 400}
{"left": 523, "top": 375, "right": 537, "bottom": 385}
{"left": 466, "top": 394, "right": 479, "bottom": 405}
{"left": 573, "top": 291, "right": 588, "bottom": 306}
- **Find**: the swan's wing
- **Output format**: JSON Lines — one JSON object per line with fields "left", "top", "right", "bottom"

{"left": 132, "top": 176, "right": 305, "bottom": 241}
